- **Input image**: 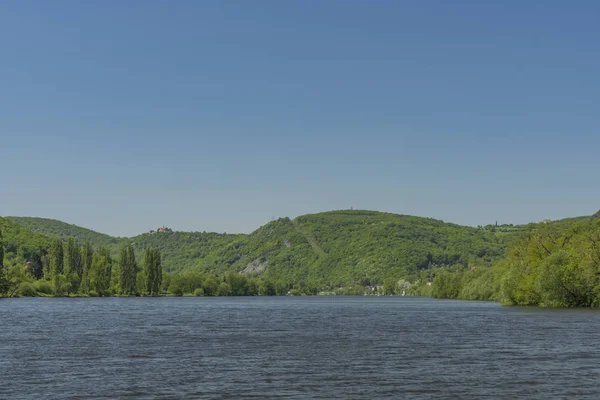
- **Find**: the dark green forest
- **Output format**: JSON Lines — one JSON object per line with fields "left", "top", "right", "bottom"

{"left": 2, "top": 209, "right": 599, "bottom": 305}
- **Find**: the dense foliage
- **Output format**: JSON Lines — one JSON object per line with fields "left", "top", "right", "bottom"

{"left": 7, "top": 217, "right": 119, "bottom": 248}
{"left": 8, "top": 211, "right": 513, "bottom": 292}
{"left": 2, "top": 211, "right": 515, "bottom": 297}
{"left": 185, "top": 211, "right": 513, "bottom": 294}
{"left": 430, "top": 217, "right": 600, "bottom": 307}
{"left": 8, "top": 217, "right": 242, "bottom": 273}
{"left": 0, "top": 217, "right": 51, "bottom": 262}
{"left": 6, "top": 209, "right": 599, "bottom": 306}
{"left": 128, "top": 230, "right": 240, "bottom": 273}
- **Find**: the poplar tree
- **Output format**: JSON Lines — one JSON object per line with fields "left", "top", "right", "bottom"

{"left": 0, "top": 228, "right": 4, "bottom": 270}
{"left": 154, "top": 248, "right": 162, "bottom": 295}
{"left": 119, "top": 244, "right": 137, "bottom": 295}
{"left": 99, "top": 247, "right": 113, "bottom": 289}
{"left": 118, "top": 246, "right": 127, "bottom": 294}
{"left": 0, "top": 229, "right": 7, "bottom": 296}
{"left": 90, "top": 247, "right": 112, "bottom": 296}
{"left": 80, "top": 241, "right": 93, "bottom": 293}
{"left": 64, "top": 237, "right": 82, "bottom": 292}
{"left": 49, "top": 238, "right": 64, "bottom": 278}
{"left": 144, "top": 247, "right": 162, "bottom": 296}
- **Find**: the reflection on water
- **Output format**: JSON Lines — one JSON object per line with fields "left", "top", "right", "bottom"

{"left": 2, "top": 297, "right": 600, "bottom": 399}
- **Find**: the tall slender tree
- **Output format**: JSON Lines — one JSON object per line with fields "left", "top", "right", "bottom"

{"left": 144, "top": 247, "right": 162, "bottom": 296}
{"left": 80, "top": 241, "right": 93, "bottom": 294}
{"left": 90, "top": 247, "right": 112, "bottom": 296}
{"left": 99, "top": 247, "right": 113, "bottom": 288}
{"left": 64, "top": 237, "right": 82, "bottom": 292}
{"left": 29, "top": 251, "right": 45, "bottom": 280}
{"left": 119, "top": 244, "right": 137, "bottom": 295}
{"left": 0, "top": 229, "right": 7, "bottom": 296}
{"left": 49, "top": 238, "right": 64, "bottom": 278}
{"left": 0, "top": 228, "right": 4, "bottom": 270}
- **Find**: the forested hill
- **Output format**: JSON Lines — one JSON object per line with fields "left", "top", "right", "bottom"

{"left": 6, "top": 216, "right": 242, "bottom": 274}
{"left": 5, "top": 210, "right": 517, "bottom": 288}
{"left": 0, "top": 217, "right": 51, "bottom": 263}
{"left": 6, "top": 217, "right": 119, "bottom": 248}
{"left": 192, "top": 211, "right": 517, "bottom": 287}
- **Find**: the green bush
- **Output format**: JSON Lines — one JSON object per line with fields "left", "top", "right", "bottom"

{"left": 88, "top": 290, "right": 98, "bottom": 297}
{"left": 33, "top": 280, "right": 53, "bottom": 295}
{"left": 18, "top": 283, "right": 38, "bottom": 297}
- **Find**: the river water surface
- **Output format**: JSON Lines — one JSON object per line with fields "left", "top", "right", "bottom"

{"left": 1, "top": 297, "right": 600, "bottom": 399}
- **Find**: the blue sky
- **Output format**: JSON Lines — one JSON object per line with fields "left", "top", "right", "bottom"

{"left": 1, "top": 0, "right": 599, "bottom": 236}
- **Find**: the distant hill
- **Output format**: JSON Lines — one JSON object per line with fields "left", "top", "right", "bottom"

{"left": 190, "top": 210, "right": 515, "bottom": 287}
{"left": 5, "top": 216, "right": 242, "bottom": 273}
{"left": 6, "top": 217, "right": 119, "bottom": 248}
{"left": 127, "top": 230, "right": 242, "bottom": 273}
{"left": 10, "top": 209, "right": 594, "bottom": 288}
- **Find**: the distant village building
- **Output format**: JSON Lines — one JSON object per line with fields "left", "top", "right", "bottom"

{"left": 145, "top": 226, "right": 170, "bottom": 235}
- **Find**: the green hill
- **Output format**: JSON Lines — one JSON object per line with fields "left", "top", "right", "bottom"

{"left": 6, "top": 217, "right": 119, "bottom": 248}
{"left": 4, "top": 210, "right": 521, "bottom": 288}
{"left": 5, "top": 216, "right": 242, "bottom": 274}
{"left": 0, "top": 217, "right": 52, "bottom": 261}
{"left": 127, "top": 230, "right": 242, "bottom": 273}
{"left": 4, "top": 209, "right": 598, "bottom": 302}
{"left": 189, "top": 210, "right": 514, "bottom": 288}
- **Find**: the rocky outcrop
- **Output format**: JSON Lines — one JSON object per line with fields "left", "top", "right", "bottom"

{"left": 239, "top": 259, "right": 267, "bottom": 275}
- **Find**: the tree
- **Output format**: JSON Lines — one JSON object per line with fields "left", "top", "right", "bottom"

{"left": 383, "top": 277, "right": 397, "bottom": 295}
{"left": 90, "top": 248, "right": 112, "bottom": 296}
{"left": 0, "top": 229, "right": 8, "bottom": 296}
{"left": 0, "top": 228, "right": 4, "bottom": 270}
{"left": 202, "top": 275, "right": 219, "bottom": 296}
{"left": 80, "top": 241, "right": 93, "bottom": 294}
{"left": 119, "top": 245, "right": 137, "bottom": 295}
{"left": 217, "top": 281, "right": 232, "bottom": 296}
{"left": 260, "top": 279, "right": 277, "bottom": 296}
{"left": 28, "top": 251, "right": 45, "bottom": 280}
{"left": 52, "top": 274, "right": 70, "bottom": 297}
{"left": 49, "top": 238, "right": 64, "bottom": 279}
{"left": 226, "top": 272, "right": 249, "bottom": 296}
{"left": 144, "top": 247, "right": 162, "bottom": 296}
{"left": 64, "top": 238, "right": 82, "bottom": 292}
{"left": 5, "top": 264, "right": 34, "bottom": 297}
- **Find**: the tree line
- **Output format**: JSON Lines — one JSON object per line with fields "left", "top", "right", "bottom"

{"left": 0, "top": 231, "right": 163, "bottom": 297}
{"left": 428, "top": 219, "right": 600, "bottom": 307}
{"left": 0, "top": 230, "right": 313, "bottom": 297}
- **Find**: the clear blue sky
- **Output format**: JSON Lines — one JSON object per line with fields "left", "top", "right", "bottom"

{"left": 1, "top": 0, "right": 599, "bottom": 236}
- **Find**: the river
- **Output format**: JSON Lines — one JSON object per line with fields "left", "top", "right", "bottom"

{"left": 1, "top": 297, "right": 600, "bottom": 399}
